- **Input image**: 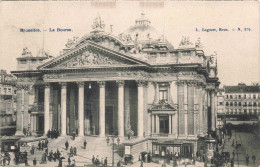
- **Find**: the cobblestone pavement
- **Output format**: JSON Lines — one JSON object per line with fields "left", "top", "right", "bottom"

{"left": 222, "top": 130, "right": 260, "bottom": 167}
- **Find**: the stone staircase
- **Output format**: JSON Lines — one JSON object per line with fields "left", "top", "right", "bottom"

{"left": 46, "top": 136, "right": 124, "bottom": 165}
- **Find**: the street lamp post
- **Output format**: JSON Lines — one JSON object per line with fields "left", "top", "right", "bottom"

{"left": 112, "top": 135, "right": 115, "bottom": 167}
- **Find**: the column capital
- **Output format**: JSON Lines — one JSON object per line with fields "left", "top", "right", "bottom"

{"left": 59, "top": 82, "right": 67, "bottom": 88}
{"left": 97, "top": 81, "right": 106, "bottom": 88}
{"left": 136, "top": 80, "right": 148, "bottom": 87}
{"left": 176, "top": 80, "right": 185, "bottom": 86}
{"left": 116, "top": 80, "right": 125, "bottom": 87}
{"left": 196, "top": 82, "right": 206, "bottom": 89}
{"left": 186, "top": 80, "right": 197, "bottom": 86}
{"left": 76, "top": 82, "right": 85, "bottom": 88}
{"left": 43, "top": 83, "right": 50, "bottom": 89}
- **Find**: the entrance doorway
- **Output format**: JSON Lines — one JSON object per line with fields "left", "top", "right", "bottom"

{"left": 181, "top": 144, "right": 193, "bottom": 158}
{"left": 159, "top": 116, "right": 169, "bottom": 134}
{"left": 105, "top": 106, "right": 114, "bottom": 135}
{"left": 37, "top": 115, "right": 44, "bottom": 132}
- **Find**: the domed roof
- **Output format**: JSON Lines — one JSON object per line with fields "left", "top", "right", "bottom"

{"left": 122, "top": 13, "right": 174, "bottom": 50}
{"left": 123, "top": 13, "right": 162, "bottom": 42}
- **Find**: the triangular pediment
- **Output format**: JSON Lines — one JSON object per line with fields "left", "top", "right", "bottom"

{"left": 38, "top": 41, "right": 148, "bottom": 70}
{"left": 149, "top": 100, "right": 177, "bottom": 111}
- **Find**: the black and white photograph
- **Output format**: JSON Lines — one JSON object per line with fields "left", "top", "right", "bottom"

{"left": 0, "top": 1, "right": 259, "bottom": 167}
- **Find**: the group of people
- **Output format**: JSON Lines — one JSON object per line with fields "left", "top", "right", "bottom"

{"left": 69, "top": 146, "right": 77, "bottom": 157}
{"left": 92, "top": 155, "right": 108, "bottom": 166}
{"left": 0, "top": 152, "right": 11, "bottom": 166}
{"left": 245, "top": 154, "right": 256, "bottom": 166}
{"left": 47, "top": 128, "right": 60, "bottom": 139}
{"left": 105, "top": 136, "right": 121, "bottom": 146}
{"left": 38, "top": 139, "right": 48, "bottom": 150}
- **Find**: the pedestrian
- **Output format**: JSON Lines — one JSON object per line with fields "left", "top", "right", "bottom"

{"left": 106, "top": 137, "right": 110, "bottom": 146}
{"left": 231, "top": 158, "right": 234, "bottom": 167}
{"left": 65, "top": 140, "right": 69, "bottom": 150}
{"left": 140, "top": 160, "right": 143, "bottom": 167}
{"left": 70, "top": 146, "right": 73, "bottom": 157}
{"left": 117, "top": 137, "right": 120, "bottom": 146}
{"left": 68, "top": 156, "right": 71, "bottom": 165}
{"left": 84, "top": 139, "right": 87, "bottom": 149}
{"left": 45, "top": 139, "right": 48, "bottom": 147}
{"left": 38, "top": 141, "right": 41, "bottom": 150}
{"left": 41, "top": 141, "right": 45, "bottom": 150}
{"left": 117, "top": 160, "right": 121, "bottom": 167}
{"left": 252, "top": 155, "right": 256, "bottom": 165}
{"left": 45, "top": 148, "right": 48, "bottom": 156}
{"left": 232, "top": 139, "right": 235, "bottom": 146}
{"left": 232, "top": 150, "right": 235, "bottom": 159}
{"left": 33, "top": 158, "right": 37, "bottom": 166}
{"left": 57, "top": 149, "right": 61, "bottom": 159}
{"left": 49, "top": 150, "right": 53, "bottom": 161}
{"left": 104, "top": 157, "right": 108, "bottom": 166}
{"left": 245, "top": 154, "right": 249, "bottom": 166}
{"left": 74, "top": 147, "right": 77, "bottom": 156}
{"left": 58, "top": 157, "right": 63, "bottom": 167}
{"left": 32, "top": 145, "right": 35, "bottom": 155}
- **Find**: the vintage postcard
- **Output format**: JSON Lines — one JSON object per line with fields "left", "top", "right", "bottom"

{"left": 0, "top": 1, "right": 259, "bottom": 167}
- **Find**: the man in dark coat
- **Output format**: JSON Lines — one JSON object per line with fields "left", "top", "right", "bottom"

{"left": 65, "top": 141, "right": 69, "bottom": 150}
{"left": 38, "top": 141, "right": 41, "bottom": 150}
{"left": 74, "top": 147, "right": 77, "bottom": 156}
{"left": 33, "top": 158, "right": 37, "bottom": 166}
{"left": 68, "top": 156, "right": 71, "bottom": 165}
{"left": 41, "top": 141, "right": 44, "bottom": 150}
{"left": 104, "top": 157, "right": 108, "bottom": 166}
{"left": 92, "top": 155, "right": 95, "bottom": 165}
{"left": 84, "top": 140, "right": 87, "bottom": 149}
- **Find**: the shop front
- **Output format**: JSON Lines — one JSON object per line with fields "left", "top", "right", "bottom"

{"left": 152, "top": 140, "right": 194, "bottom": 159}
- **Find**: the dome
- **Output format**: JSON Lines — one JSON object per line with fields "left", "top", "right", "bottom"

{"left": 123, "top": 13, "right": 162, "bottom": 42}
{"left": 122, "top": 13, "right": 174, "bottom": 50}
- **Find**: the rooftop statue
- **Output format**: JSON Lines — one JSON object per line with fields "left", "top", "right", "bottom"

{"left": 22, "top": 47, "right": 32, "bottom": 57}
{"left": 195, "top": 37, "right": 203, "bottom": 49}
{"left": 179, "top": 36, "right": 193, "bottom": 47}
{"left": 92, "top": 15, "right": 105, "bottom": 30}
{"left": 65, "top": 37, "right": 78, "bottom": 48}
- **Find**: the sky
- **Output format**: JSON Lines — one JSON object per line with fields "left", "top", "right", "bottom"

{"left": 0, "top": 1, "right": 259, "bottom": 87}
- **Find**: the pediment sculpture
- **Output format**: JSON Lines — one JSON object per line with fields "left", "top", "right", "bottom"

{"left": 56, "top": 50, "right": 122, "bottom": 68}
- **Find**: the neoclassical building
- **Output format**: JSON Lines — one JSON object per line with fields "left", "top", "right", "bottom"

{"left": 12, "top": 13, "right": 219, "bottom": 156}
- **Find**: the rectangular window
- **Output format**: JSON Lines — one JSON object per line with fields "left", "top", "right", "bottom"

{"left": 159, "top": 85, "right": 168, "bottom": 101}
{"left": 253, "top": 94, "right": 256, "bottom": 99}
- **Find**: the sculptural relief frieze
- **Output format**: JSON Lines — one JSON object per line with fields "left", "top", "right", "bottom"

{"left": 56, "top": 50, "right": 122, "bottom": 68}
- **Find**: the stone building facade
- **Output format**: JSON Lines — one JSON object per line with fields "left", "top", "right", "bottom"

{"left": 0, "top": 69, "right": 17, "bottom": 128}
{"left": 218, "top": 83, "right": 260, "bottom": 120}
{"left": 11, "top": 14, "right": 219, "bottom": 155}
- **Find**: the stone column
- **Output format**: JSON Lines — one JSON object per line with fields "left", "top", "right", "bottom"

{"left": 98, "top": 81, "right": 105, "bottom": 137}
{"left": 77, "top": 82, "right": 85, "bottom": 136}
{"left": 153, "top": 82, "right": 159, "bottom": 103}
{"left": 137, "top": 80, "right": 145, "bottom": 137}
{"left": 30, "top": 115, "right": 34, "bottom": 131}
{"left": 44, "top": 83, "right": 50, "bottom": 135}
{"left": 60, "top": 82, "right": 67, "bottom": 135}
{"left": 116, "top": 81, "right": 124, "bottom": 137}
{"left": 33, "top": 115, "right": 37, "bottom": 132}
{"left": 151, "top": 114, "right": 154, "bottom": 134}
{"left": 211, "top": 90, "right": 216, "bottom": 131}
{"left": 156, "top": 115, "right": 159, "bottom": 134}
{"left": 23, "top": 85, "right": 30, "bottom": 127}
{"left": 169, "top": 115, "right": 172, "bottom": 134}
{"left": 184, "top": 83, "right": 188, "bottom": 136}
{"left": 15, "top": 85, "right": 24, "bottom": 136}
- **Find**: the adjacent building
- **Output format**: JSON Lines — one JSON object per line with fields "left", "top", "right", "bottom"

{"left": 217, "top": 83, "right": 260, "bottom": 125}
{"left": 11, "top": 14, "right": 219, "bottom": 157}
{"left": 0, "top": 69, "right": 17, "bottom": 135}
